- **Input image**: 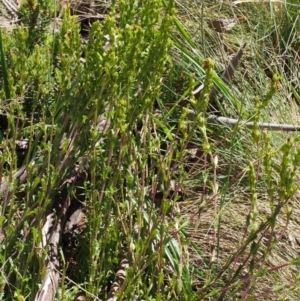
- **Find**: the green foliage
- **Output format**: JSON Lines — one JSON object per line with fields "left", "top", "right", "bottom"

{"left": 0, "top": 0, "right": 200, "bottom": 300}
{"left": 273, "top": 0, "right": 300, "bottom": 52}
{"left": 18, "top": 0, "right": 57, "bottom": 49}
{"left": 1, "top": 0, "right": 300, "bottom": 300}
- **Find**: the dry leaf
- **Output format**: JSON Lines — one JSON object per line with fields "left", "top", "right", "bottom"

{"left": 209, "top": 19, "right": 236, "bottom": 32}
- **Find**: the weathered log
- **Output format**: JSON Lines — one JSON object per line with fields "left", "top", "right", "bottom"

{"left": 106, "top": 258, "right": 145, "bottom": 301}
{"left": 106, "top": 258, "right": 129, "bottom": 301}
{"left": 34, "top": 213, "right": 61, "bottom": 301}
{"left": 33, "top": 155, "right": 89, "bottom": 301}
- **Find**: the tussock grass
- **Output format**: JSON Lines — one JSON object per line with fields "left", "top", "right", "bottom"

{"left": 172, "top": 0, "right": 300, "bottom": 299}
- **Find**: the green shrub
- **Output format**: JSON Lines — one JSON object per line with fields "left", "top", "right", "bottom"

{"left": 0, "top": 1, "right": 197, "bottom": 300}
{"left": 1, "top": 0, "right": 300, "bottom": 300}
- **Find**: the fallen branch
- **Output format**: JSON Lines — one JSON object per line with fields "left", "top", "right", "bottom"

{"left": 34, "top": 213, "right": 61, "bottom": 301}
{"left": 106, "top": 258, "right": 145, "bottom": 301}
{"left": 207, "top": 114, "right": 300, "bottom": 131}
{"left": 187, "top": 110, "right": 300, "bottom": 131}
{"left": 193, "top": 44, "right": 246, "bottom": 103}
{"left": 106, "top": 258, "right": 129, "bottom": 301}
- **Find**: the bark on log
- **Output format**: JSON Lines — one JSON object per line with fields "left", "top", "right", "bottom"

{"left": 33, "top": 157, "right": 89, "bottom": 301}
{"left": 106, "top": 258, "right": 129, "bottom": 301}
{"left": 106, "top": 258, "right": 145, "bottom": 301}
{"left": 34, "top": 214, "right": 61, "bottom": 301}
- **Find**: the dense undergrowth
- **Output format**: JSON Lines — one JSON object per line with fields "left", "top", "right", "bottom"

{"left": 0, "top": 0, "right": 300, "bottom": 300}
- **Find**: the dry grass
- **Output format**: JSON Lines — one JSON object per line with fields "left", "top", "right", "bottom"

{"left": 172, "top": 0, "right": 300, "bottom": 298}
{"left": 180, "top": 186, "right": 300, "bottom": 300}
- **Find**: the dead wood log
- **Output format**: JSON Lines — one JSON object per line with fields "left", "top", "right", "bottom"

{"left": 34, "top": 213, "right": 60, "bottom": 301}
{"left": 34, "top": 158, "right": 89, "bottom": 301}
{"left": 106, "top": 258, "right": 145, "bottom": 301}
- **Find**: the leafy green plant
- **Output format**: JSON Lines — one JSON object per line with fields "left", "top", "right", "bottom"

{"left": 0, "top": 0, "right": 205, "bottom": 300}
{"left": 1, "top": 0, "right": 300, "bottom": 300}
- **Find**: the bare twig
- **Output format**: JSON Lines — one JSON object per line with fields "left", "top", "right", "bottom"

{"left": 187, "top": 111, "right": 300, "bottom": 131}
{"left": 206, "top": 114, "right": 300, "bottom": 131}
{"left": 218, "top": 44, "right": 246, "bottom": 83}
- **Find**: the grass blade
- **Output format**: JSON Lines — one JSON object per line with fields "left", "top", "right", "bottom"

{"left": 0, "top": 28, "right": 10, "bottom": 100}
